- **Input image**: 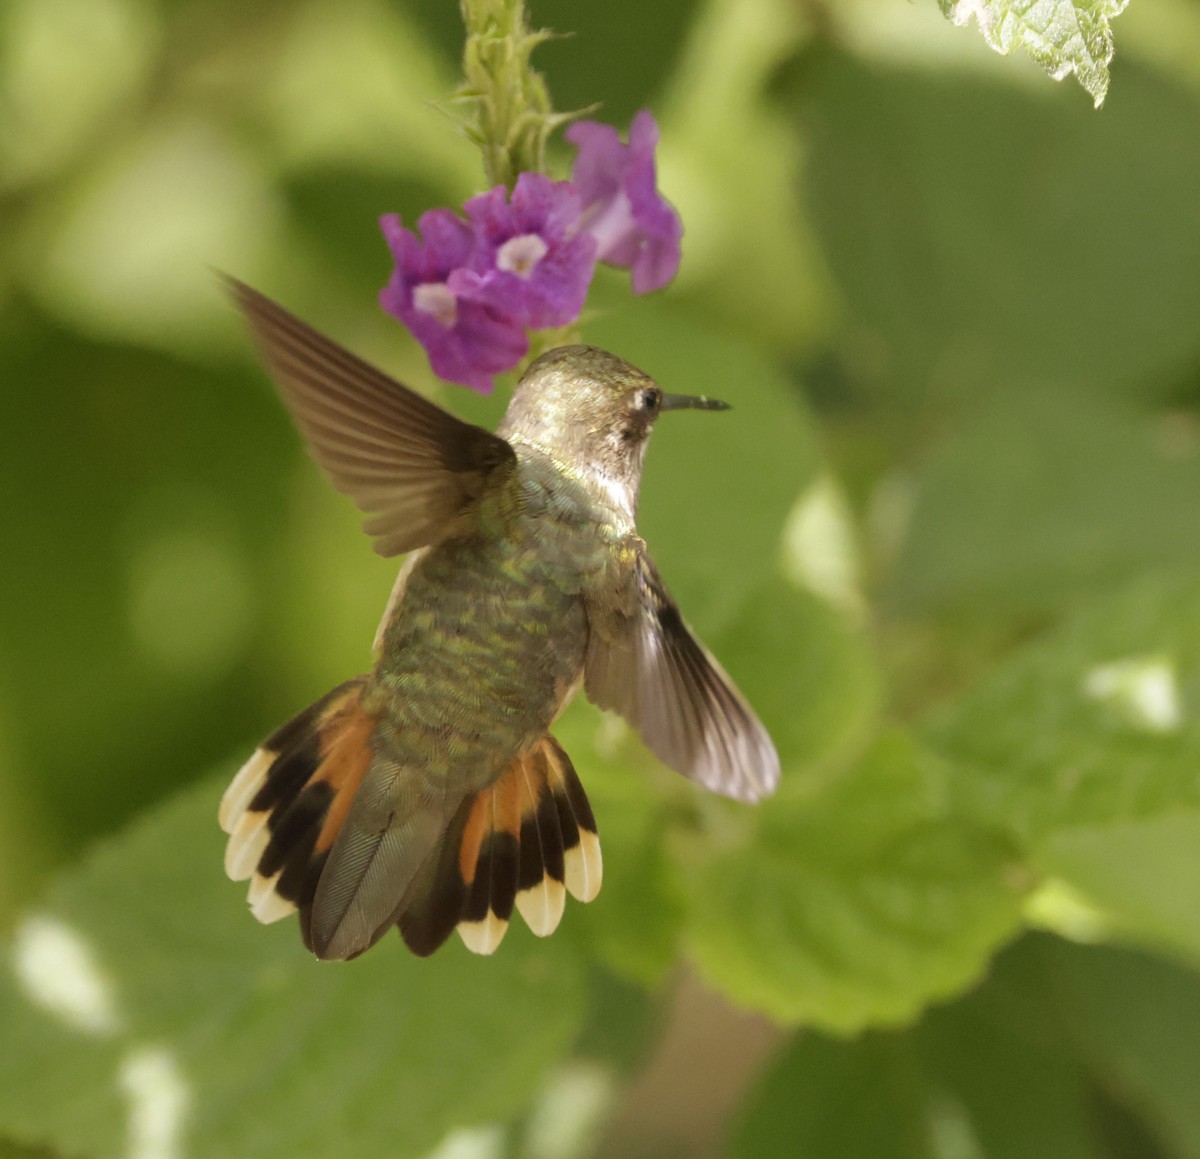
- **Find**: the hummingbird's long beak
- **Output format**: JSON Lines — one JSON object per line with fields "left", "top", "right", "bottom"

{"left": 659, "top": 392, "right": 730, "bottom": 412}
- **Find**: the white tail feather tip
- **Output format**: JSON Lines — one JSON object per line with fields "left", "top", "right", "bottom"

{"left": 224, "top": 812, "right": 271, "bottom": 881}
{"left": 219, "top": 749, "right": 273, "bottom": 833}
{"left": 563, "top": 833, "right": 602, "bottom": 903}
{"left": 250, "top": 882, "right": 297, "bottom": 925}
{"left": 515, "top": 877, "right": 567, "bottom": 938}
{"left": 457, "top": 913, "right": 509, "bottom": 955}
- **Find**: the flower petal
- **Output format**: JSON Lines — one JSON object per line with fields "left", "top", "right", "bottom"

{"left": 567, "top": 110, "right": 682, "bottom": 294}
{"left": 378, "top": 210, "right": 527, "bottom": 394}
{"left": 455, "top": 173, "right": 596, "bottom": 329}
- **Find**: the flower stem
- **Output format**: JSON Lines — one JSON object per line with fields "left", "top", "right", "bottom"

{"left": 459, "top": 0, "right": 563, "bottom": 190}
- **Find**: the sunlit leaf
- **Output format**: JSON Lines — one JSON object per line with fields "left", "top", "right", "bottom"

{"left": 265, "top": 0, "right": 475, "bottom": 186}
{"left": 685, "top": 732, "right": 1024, "bottom": 1032}
{"left": 0, "top": 0, "right": 158, "bottom": 189}
{"left": 937, "top": 0, "right": 1128, "bottom": 106}
{"left": 1035, "top": 814, "right": 1200, "bottom": 963}
{"left": 30, "top": 117, "right": 283, "bottom": 350}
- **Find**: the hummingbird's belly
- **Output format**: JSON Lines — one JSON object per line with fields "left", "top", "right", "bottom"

{"left": 366, "top": 533, "right": 589, "bottom": 791}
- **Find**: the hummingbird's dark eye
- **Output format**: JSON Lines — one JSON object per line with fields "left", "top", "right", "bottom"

{"left": 639, "top": 389, "right": 661, "bottom": 412}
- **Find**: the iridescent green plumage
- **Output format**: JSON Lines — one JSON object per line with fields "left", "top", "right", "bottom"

{"left": 219, "top": 281, "right": 779, "bottom": 960}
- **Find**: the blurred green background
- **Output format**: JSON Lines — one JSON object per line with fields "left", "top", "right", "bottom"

{"left": 5, "top": 0, "right": 1200, "bottom": 1156}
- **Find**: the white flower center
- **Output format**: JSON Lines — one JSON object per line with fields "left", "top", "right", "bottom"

{"left": 496, "top": 234, "right": 548, "bottom": 279}
{"left": 412, "top": 282, "right": 457, "bottom": 328}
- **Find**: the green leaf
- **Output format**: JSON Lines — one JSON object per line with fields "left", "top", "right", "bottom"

{"left": 732, "top": 934, "right": 1101, "bottom": 1159}
{"left": 685, "top": 731, "right": 1024, "bottom": 1033}
{"left": 1039, "top": 937, "right": 1200, "bottom": 1159}
{"left": 264, "top": 0, "right": 475, "bottom": 186}
{"left": 927, "top": 574, "right": 1200, "bottom": 842}
{"left": 885, "top": 388, "right": 1200, "bottom": 618}
{"left": 937, "top": 0, "right": 1129, "bottom": 107}
{"left": 0, "top": 776, "right": 586, "bottom": 1159}
{"left": 0, "top": 325, "right": 298, "bottom": 849}
{"left": 796, "top": 54, "right": 1200, "bottom": 415}
{"left": 735, "top": 932, "right": 1200, "bottom": 1159}
{"left": 913, "top": 940, "right": 1100, "bottom": 1159}
{"left": 570, "top": 967, "right": 659, "bottom": 1073}
{"left": 1035, "top": 814, "right": 1200, "bottom": 963}
{"left": 532, "top": 0, "right": 699, "bottom": 129}
{"left": 926, "top": 575, "right": 1200, "bottom": 959}
{"left": 731, "top": 1033, "right": 932, "bottom": 1159}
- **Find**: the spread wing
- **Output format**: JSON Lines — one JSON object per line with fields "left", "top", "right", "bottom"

{"left": 225, "top": 277, "right": 516, "bottom": 556}
{"left": 584, "top": 547, "right": 780, "bottom": 803}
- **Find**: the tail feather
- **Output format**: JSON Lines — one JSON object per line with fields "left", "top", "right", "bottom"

{"left": 458, "top": 778, "right": 521, "bottom": 955}
{"left": 513, "top": 756, "right": 567, "bottom": 937}
{"left": 306, "top": 786, "right": 451, "bottom": 960}
{"left": 398, "top": 734, "right": 602, "bottom": 958}
{"left": 218, "top": 749, "right": 272, "bottom": 833}
{"left": 220, "top": 678, "right": 372, "bottom": 931}
{"left": 394, "top": 810, "right": 470, "bottom": 957}
{"left": 547, "top": 737, "right": 602, "bottom": 905}
{"left": 221, "top": 695, "right": 601, "bottom": 959}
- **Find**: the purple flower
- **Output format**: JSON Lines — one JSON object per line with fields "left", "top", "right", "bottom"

{"left": 450, "top": 172, "right": 598, "bottom": 330}
{"left": 379, "top": 207, "right": 528, "bottom": 394}
{"left": 380, "top": 111, "right": 684, "bottom": 391}
{"left": 567, "top": 110, "right": 683, "bottom": 294}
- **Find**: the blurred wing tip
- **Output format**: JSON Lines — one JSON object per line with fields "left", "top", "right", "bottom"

{"left": 588, "top": 548, "right": 783, "bottom": 807}
{"left": 218, "top": 273, "right": 260, "bottom": 314}
{"left": 716, "top": 741, "right": 782, "bottom": 804}
{"left": 759, "top": 761, "right": 782, "bottom": 799}
{"left": 748, "top": 734, "right": 783, "bottom": 799}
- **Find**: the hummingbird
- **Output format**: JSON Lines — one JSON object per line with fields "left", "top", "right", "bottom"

{"left": 218, "top": 279, "right": 779, "bottom": 961}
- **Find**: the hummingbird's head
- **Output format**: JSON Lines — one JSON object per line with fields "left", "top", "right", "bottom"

{"left": 500, "top": 345, "right": 728, "bottom": 514}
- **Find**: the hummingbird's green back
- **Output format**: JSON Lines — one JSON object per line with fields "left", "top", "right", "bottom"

{"left": 367, "top": 439, "right": 617, "bottom": 796}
